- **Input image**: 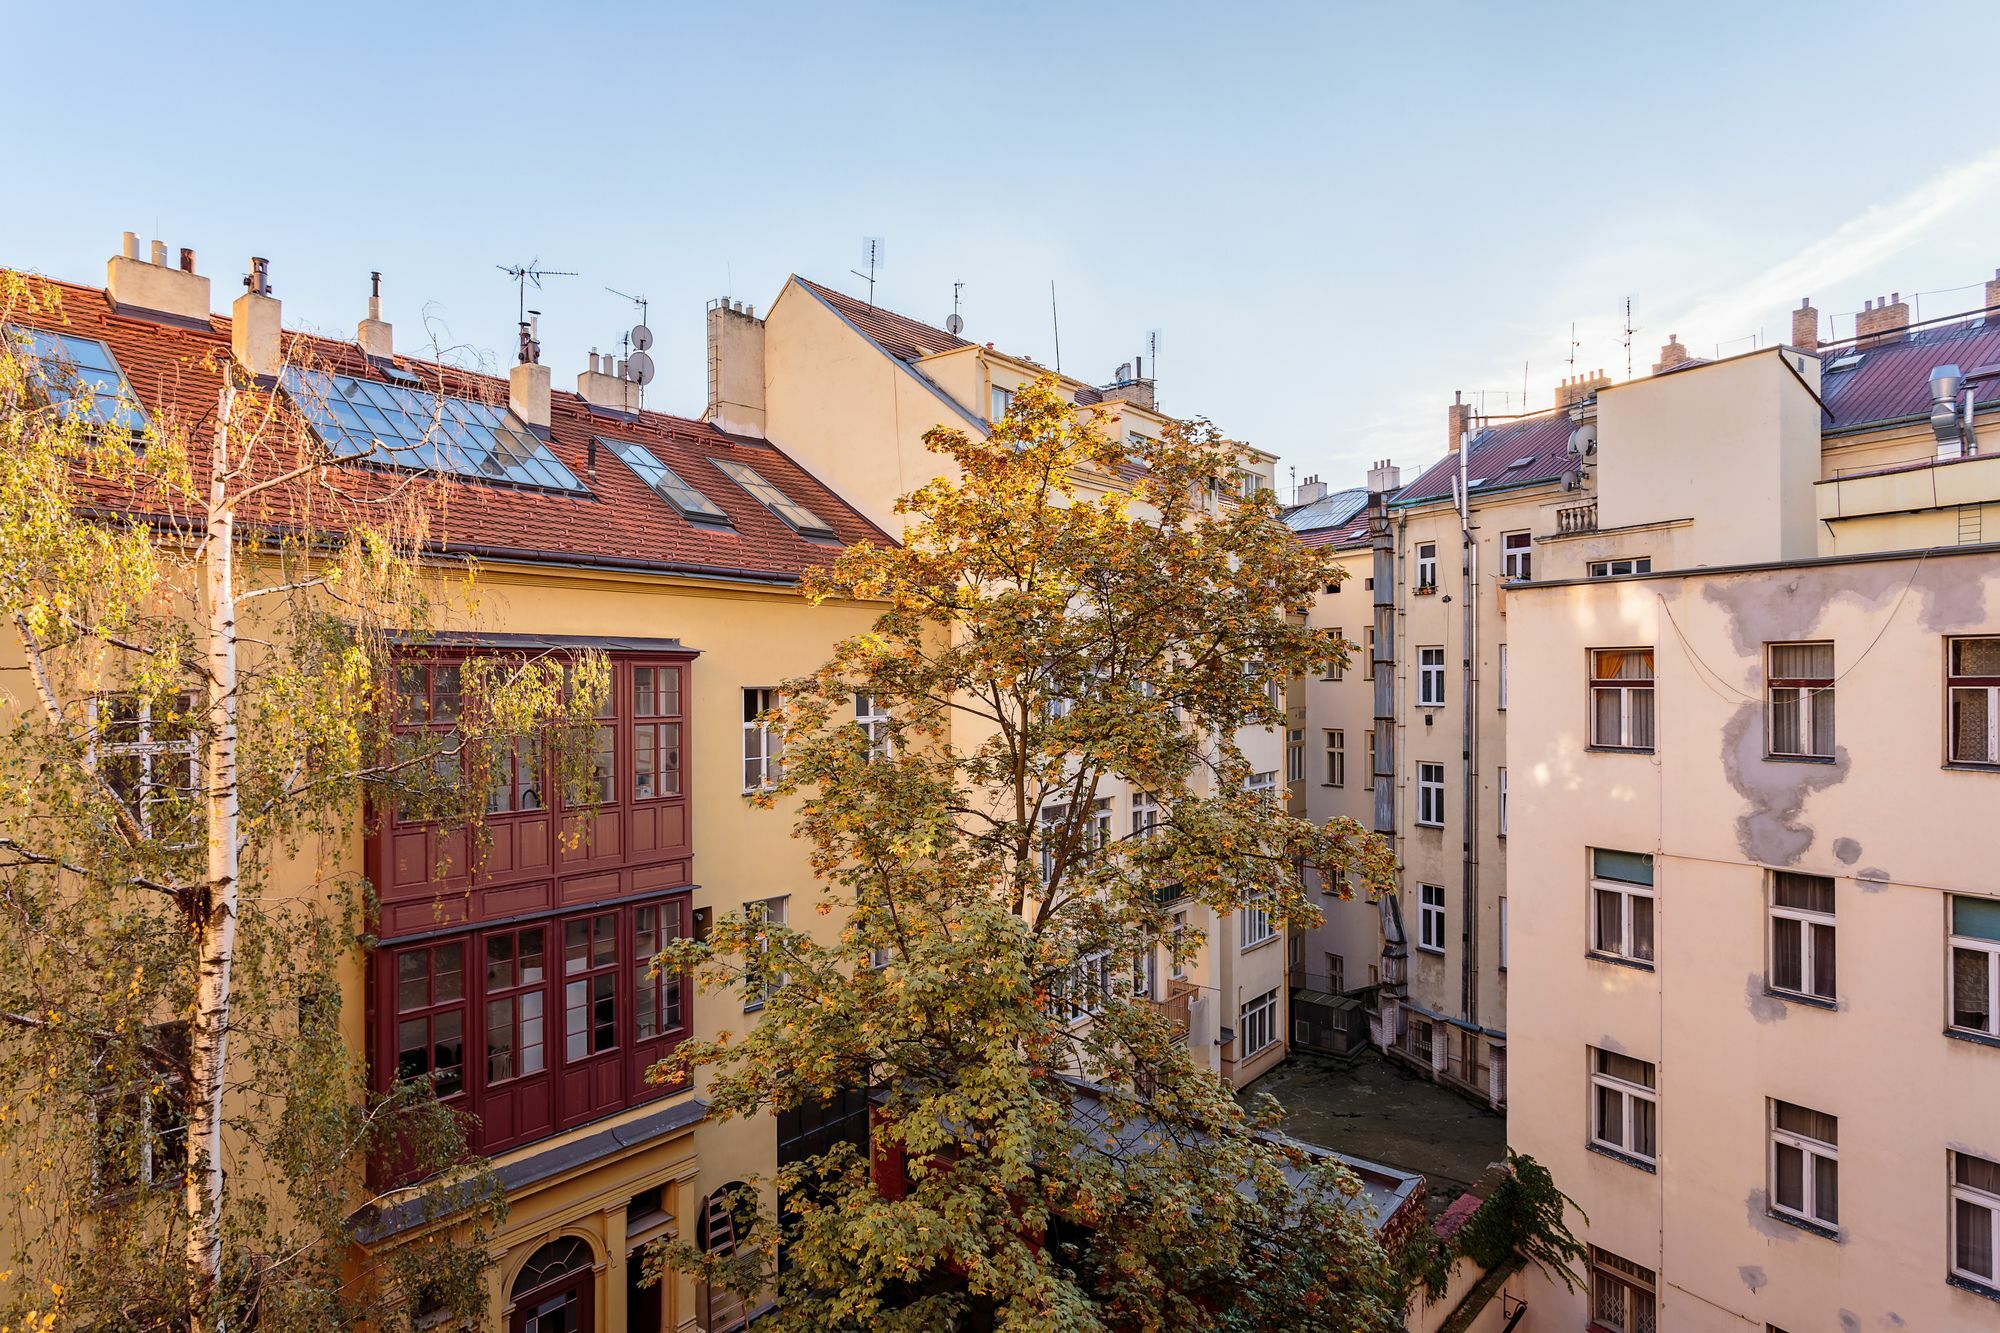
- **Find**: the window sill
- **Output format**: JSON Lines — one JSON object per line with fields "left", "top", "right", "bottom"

{"left": 1946, "top": 1027, "right": 2000, "bottom": 1050}
{"left": 1949, "top": 1274, "right": 2000, "bottom": 1304}
{"left": 1322, "top": 782, "right": 1343, "bottom": 788}
{"left": 1585, "top": 951, "right": 1655, "bottom": 973}
{"left": 1585, "top": 745, "right": 1656, "bottom": 755}
{"left": 1764, "top": 987, "right": 1838, "bottom": 1011}
{"left": 1242, "top": 936, "right": 1281, "bottom": 955}
{"left": 1943, "top": 763, "right": 2000, "bottom": 776}
{"left": 1586, "top": 1142, "right": 1657, "bottom": 1174}
{"left": 1414, "top": 821, "right": 1445, "bottom": 831}
{"left": 1766, "top": 1209, "right": 1840, "bottom": 1242}
{"left": 1765, "top": 753, "right": 1837, "bottom": 765}
{"left": 1415, "top": 944, "right": 1446, "bottom": 957}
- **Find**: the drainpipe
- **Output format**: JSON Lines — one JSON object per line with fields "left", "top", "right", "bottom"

{"left": 1456, "top": 436, "right": 1480, "bottom": 1027}
{"left": 1369, "top": 491, "right": 1404, "bottom": 1005}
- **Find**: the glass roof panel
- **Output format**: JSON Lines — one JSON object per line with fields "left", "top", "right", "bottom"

{"left": 599, "top": 437, "right": 730, "bottom": 524}
{"left": 280, "top": 369, "right": 582, "bottom": 492}
{"left": 4, "top": 326, "right": 149, "bottom": 430}
{"left": 708, "top": 456, "right": 836, "bottom": 538}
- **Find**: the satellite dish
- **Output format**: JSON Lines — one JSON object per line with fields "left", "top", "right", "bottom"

{"left": 945, "top": 313, "right": 964, "bottom": 336}
{"left": 625, "top": 349, "right": 656, "bottom": 386}
{"left": 630, "top": 323, "right": 654, "bottom": 351}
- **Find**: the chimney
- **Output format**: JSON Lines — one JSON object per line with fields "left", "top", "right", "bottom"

{"left": 704, "top": 297, "right": 767, "bottom": 437}
{"left": 1446, "top": 390, "right": 1472, "bottom": 453}
{"left": 1366, "top": 458, "right": 1402, "bottom": 496}
{"left": 230, "top": 256, "right": 281, "bottom": 378}
{"left": 509, "top": 361, "right": 551, "bottom": 429}
{"left": 1791, "top": 298, "right": 1820, "bottom": 354}
{"left": 107, "top": 231, "right": 212, "bottom": 324}
{"left": 1984, "top": 270, "right": 2000, "bottom": 322}
{"left": 577, "top": 348, "right": 638, "bottom": 413}
{"left": 1555, "top": 369, "right": 1612, "bottom": 410}
{"left": 1855, "top": 293, "right": 1910, "bottom": 349}
{"left": 1098, "top": 378, "right": 1157, "bottom": 412}
{"left": 1293, "top": 474, "right": 1328, "bottom": 506}
{"left": 1651, "top": 334, "right": 1693, "bottom": 375}
{"left": 357, "top": 271, "right": 393, "bottom": 359}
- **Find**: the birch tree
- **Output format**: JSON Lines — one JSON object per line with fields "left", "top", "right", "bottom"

{"left": 0, "top": 273, "right": 604, "bottom": 1330}
{"left": 655, "top": 376, "right": 1407, "bottom": 1330}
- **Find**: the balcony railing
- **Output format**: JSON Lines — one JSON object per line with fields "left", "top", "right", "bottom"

{"left": 1152, "top": 980, "right": 1196, "bottom": 1039}
{"left": 1556, "top": 501, "right": 1598, "bottom": 534}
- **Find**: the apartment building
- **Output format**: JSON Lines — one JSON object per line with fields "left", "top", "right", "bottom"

{"left": 1505, "top": 284, "right": 2000, "bottom": 1330}
{"left": 707, "top": 277, "right": 1293, "bottom": 1089}
{"left": 0, "top": 238, "right": 895, "bottom": 1331}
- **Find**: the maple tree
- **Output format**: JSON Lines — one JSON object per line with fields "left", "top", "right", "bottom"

{"left": 656, "top": 375, "right": 1405, "bottom": 1330}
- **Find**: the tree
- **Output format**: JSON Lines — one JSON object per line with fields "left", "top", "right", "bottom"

{"left": 0, "top": 273, "right": 604, "bottom": 1330}
{"left": 655, "top": 375, "right": 1403, "bottom": 1330}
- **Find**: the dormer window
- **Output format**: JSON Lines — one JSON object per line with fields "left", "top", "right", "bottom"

{"left": 600, "top": 437, "right": 731, "bottom": 527}
{"left": 5, "top": 326, "right": 148, "bottom": 430}
{"left": 709, "top": 458, "right": 836, "bottom": 539}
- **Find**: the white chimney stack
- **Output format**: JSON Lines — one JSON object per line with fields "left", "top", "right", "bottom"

{"left": 107, "top": 230, "right": 212, "bottom": 324}
{"left": 357, "top": 271, "right": 392, "bottom": 360}
{"left": 577, "top": 350, "right": 636, "bottom": 413}
{"left": 231, "top": 256, "right": 281, "bottom": 378}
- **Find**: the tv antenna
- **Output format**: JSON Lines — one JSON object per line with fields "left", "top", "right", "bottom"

{"left": 852, "top": 238, "right": 885, "bottom": 307}
{"left": 946, "top": 281, "right": 964, "bottom": 337}
{"left": 497, "top": 260, "right": 575, "bottom": 363}
{"left": 606, "top": 287, "right": 656, "bottom": 407}
{"left": 1146, "top": 329, "right": 1160, "bottom": 383}
{"left": 1621, "top": 296, "right": 1637, "bottom": 380}
{"left": 1050, "top": 280, "right": 1062, "bottom": 374}
{"left": 1566, "top": 321, "right": 1579, "bottom": 371}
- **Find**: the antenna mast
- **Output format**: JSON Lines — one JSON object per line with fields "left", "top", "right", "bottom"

{"left": 607, "top": 286, "right": 655, "bottom": 412}
{"left": 1567, "top": 321, "right": 1579, "bottom": 371}
{"left": 496, "top": 259, "right": 576, "bottom": 364}
{"left": 1621, "top": 296, "right": 1636, "bottom": 380}
{"left": 851, "top": 238, "right": 884, "bottom": 307}
{"left": 946, "top": 281, "right": 965, "bottom": 337}
{"left": 1050, "top": 280, "right": 1061, "bottom": 374}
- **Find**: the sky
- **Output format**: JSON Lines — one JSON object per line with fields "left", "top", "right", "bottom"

{"left": 6, "top": 0, "right": 2000, "bottom": 491}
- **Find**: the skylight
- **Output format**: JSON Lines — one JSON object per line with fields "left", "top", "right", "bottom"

{"left": 599, "top": 436, "right": 730, "bottom": 525}
{"left": 709, "top": 457, "right": 836, "bottom": 538}
{"left": 1508, "top": 457, "right": 1534, "bottom": 470}
{"left": 1825, "top": 353, "right": 1865, "bottom": 374}
{"left": 280, "top": 369, "right": 582, "bottom": 493}
{"left": 5, "top": 326, "right": 148, "bottom": 429}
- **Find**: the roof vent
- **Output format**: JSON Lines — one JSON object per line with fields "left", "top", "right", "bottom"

{"left": 1930, "top": 364, "right": 1978, "bottom": 459}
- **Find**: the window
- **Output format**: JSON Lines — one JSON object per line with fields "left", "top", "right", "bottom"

{"left": 1590, "top": 648, "right": 1656, "bottom": 750}
{"left": 1364, "top": 731, "right": 1375, "bottom": 791}
{"left": 1051, "top": 951, "right": 1113, "bottom": 1024}
{"left": 1590, "top": 848, "right": 1655, "bottom": 965}
{"left": 989, "top": 384, "right": 1013, "bottom": 422}
{"left": 1953, "top": 1151, "right": 2000, "bottom": 1288}
{"left": 1769, "top": 872, "right": 1836, "bottom": 1001}
{"left": 1588, "top": 557, "right": 1652, "bottom": 578}
{"left": 631, "top": 666, "right": 683, "bottom": 801}
{"left": 1415, "top": 542, "right": 1437, "bottom": 592}
{"left": 1286, "top": 728, "right": 1306, "bottom": 784}
{"left": 743, "top": 896, "right": 788, "bottom": 1011}
{"left": 1242, "top": 892, "right": 1277, "bottom": 949}
{"left": 1418, "top": 884, "right": 1446, "bottom": 953}
{"left": 395, "top": 942, "right": 466, "bottom": 1097}
{"left": 1949, "top": 637, "right": 2000, "bottom": 766}
{"left": 280, "top": 368, "right": 582, "bottom": 492}
{"left": 563, "top": 913, "right": 620, "bottom": 1058}
{"left": 1498, "top": 897, "right": 1508, "bottom": 970}
{"left": 742, "top": 688, "right": 781, "bottom": 790}
{"left": 1767, "top": 642, "right": 1834, "bottom": 758}
{"left": 1950, "top": 895, "right": 2000, "bottom": 1038}
{"left": 1418, "top": 647, "right": 1445, "bottom": 707}
{"left": 854, "top": 691, "right": 890, "bottom": 761}
{"left": 1248, "top": 770, "right": 1278, "bottom": 802}
{"left": 1323, "top": 629, "right": 1343, "bottom": 682}
{"left": 709, "top": 457, "right": 836, "bottom": 539}
{"left": 1590, "top": 1048, "right": 1658, "bottom": 1165}
{"left": 1364, "top": 626, "right": 1376, "bottom": 681}
{"left": 600, "top": 437, "right": 730, "bottom": 525}
{"left": 1088, "top": 798, "right": 1113, "bottom": 849}
{"left": 1497, "top": 767, "right": 1508, "bottom": 836}
{"left": 91, "top": 692, "right": 199, "bottom": 839}
{"left": 558, "top": 663, "right": 617, "bottom": 808}
{"left": 1770, "top": 1100, "right": 1839, "bottom": 1230}
{"left": 1326, "top": 953, "right": 1345, "bottom": 992}
{"left": 6, "top": 326, "right": 149, "bottom": 430}
{"left": 483, "top": 926, "right": 548, "bottom": 1083}
{"left": 1324, "top": 729, "right": 1345, "bottom": 787}
{"left": 91, "top": 1022, "right": 188, "bottom": 1194}
{"left": 1498, "top": 643, "right": 1508, "bottom": 710}
{"left": 1239, "top": 988, "right": 1279, "bottom": 1057}
{"left": 1168, "top": 909, "right": 1190, "bottom": 979}
{"left": 1501, "top": 530, "right": 1532, "bottom": 581}
{"left": 1416, "top": 762, "right": 1445, "bottom": 827}
{"left": 1588, "top": 1247, "right": 1657, "bottom": 1333}
{"left": 1131, "top": 791, "right": 1161, "bottom": 839}
{"left": 634, "top": 903, "right": 686, "bottom": 1041}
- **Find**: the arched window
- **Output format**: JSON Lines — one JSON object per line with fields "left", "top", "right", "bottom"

{"left": 510, "top": 1235, "right": 595, "bottom": 1333}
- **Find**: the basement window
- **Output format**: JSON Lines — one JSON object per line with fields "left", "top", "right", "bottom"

{"left": 709, "top": 457, "right": 836, "bottom": 539}
{"left": 5, "top": 326, "right": 148, "bottom": 430}
{"left": 600, "top": 437, "right": 731, "bottom": 526}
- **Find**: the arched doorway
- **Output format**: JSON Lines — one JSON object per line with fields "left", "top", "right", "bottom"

{"left": 509, "top": 1235, "right": 596, "bottom": 1333}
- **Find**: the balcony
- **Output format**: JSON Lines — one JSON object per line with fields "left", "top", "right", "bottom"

{"left": 1556, "top": 501, "right": 1598, "bottom": 534}
{"left": 1152, "top": 979, "right": 1196, "bottom": 1040}
{"left": 1817, "top": 450, "right": 2000, "bottom": 523}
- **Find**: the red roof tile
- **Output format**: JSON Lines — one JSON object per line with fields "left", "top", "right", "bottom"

{"left": 793, "top": 277, "right": 970, "bottom": 363}
{"left": 12, "top": 276, "right": 892, "bottom": 583}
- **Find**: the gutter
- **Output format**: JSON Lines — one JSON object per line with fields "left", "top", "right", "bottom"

{"left": 1510, "top": 538, "right": 2000, "bottom": 591}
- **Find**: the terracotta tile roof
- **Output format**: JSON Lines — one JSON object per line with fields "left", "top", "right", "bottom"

{"left": 792, "top": 276, "right": 971, "bottom": 363}
{"left": 1817, "top": 313, "right": 2000, "bottom": 431}
{"left": 1394, "top": 411, "right": 1576, "bottom": 505}
{"left": 12, "top": 275, "right": 892, "bottom": 583}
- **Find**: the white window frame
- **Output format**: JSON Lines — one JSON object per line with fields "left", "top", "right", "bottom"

{"left": 1501, "top": 530, "right": 1532, "bottom": 580}
{"left": 1769, "top": 1100, "right": 1839, "bottom": 1230}
{"left": 1286, "top": 728, "right": 1306, "bottom": 783}
{"left": 1589, "top": 1048, "right": 1658, "bottom": 1165}
{"left": 1131, "top": 791, "right": 1160, "bottom": 839}
{"left": 1168, "top": 909, "right": 1190, "bottom": 980}
{"left": 1498, "top": 643, "right": 1508, "bottom": 710}
{"left": 89, "top": 692, "right": 200, "bottom": 839}
{"left": 1324, "top": 729, "right": 1345, "bottom": 788}
{"left": 989, "top": 383, "right": 1013, "bottom": 423}
{"left": 1497, "top": 766, "right": 1508, "bottom": 836}
{"left": 1766, "top": 642, "right": 1835, "bottom": 759}
{"left": 1363, "top": 626, "right": 1376, "bottom": 681}
{"left": 1418, "top": 646, "right": 1445, "bottom": 707}
{"left": 1051, "top": 950, "right": 1113, "bottom": 1025}
{"left": 743, "top": 895, "right": 789, "bottom": 1011}
{"left": 1247, "top": 770, "right": 1278, "bottom": 803}
{"left": 1415, "top": 542, "right": 1438, "bottom": 592}
{"left": 1418, "top": 883, "right": 1446, "bottom": 953}
{"left": 1768, "top": 872, "right": 1836, "bottom": 1002}
{"left": 742, "top": 688, "right": 782, "bottom": 791}
{"left": 1239, "top": 987, "right": 1279, "bottom": 1057}
{"left": 1327, "top": 953, "right": 1345, "bottom": 992}
{"left": 1323, "top": 629, "right": 1343, "bottom": 682}
{"left": 1589, "top": 648, "right": 1656, "bottom": 751}
{"left": 1589, "top": 849, "right": 1655, "bottom": 966}
{"left": 1949, "top": 895, "right": 2000, "bottom": 1039}
{"left": 1587, "top": 1247, "right": 1657, "bottom": 1333}
{"left": 1416, "top": 761, "right": 1445, "bottom": 827}
{"left": 1948, "top": 636, "right": 2000, "bottom": 767}
{"left": 1952, "top": 1151, "right": 2000, "bottom": 1287}
{"left": 1588, "top": 557, "right": 1652, "bottom": 577}
{"left": 854, "top": 691, "right": 891, "bottom": 761}
{"left": 1241, "top": 892, "right": 1277, "bottom": 949}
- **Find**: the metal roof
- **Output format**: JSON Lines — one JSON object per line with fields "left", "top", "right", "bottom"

{"left": 1818, "top": 314, "right": 2000, "bottom": 431}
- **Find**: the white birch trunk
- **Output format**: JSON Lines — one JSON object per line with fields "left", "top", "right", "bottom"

{"left": 187, "top": 385, "right": 239, "bottom": 1328}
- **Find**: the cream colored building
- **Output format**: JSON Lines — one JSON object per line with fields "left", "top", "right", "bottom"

{"left": 710, "top": 277, "right": 1293, "bottom": 1089}
{"left": 1504, "top": 285, "right": 2000, "bottom": 1329}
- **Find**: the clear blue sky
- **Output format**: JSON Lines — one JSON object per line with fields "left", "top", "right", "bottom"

{"left": 6, "top": 0, "right": 1999, "bottom": 486}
